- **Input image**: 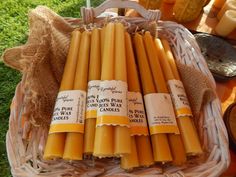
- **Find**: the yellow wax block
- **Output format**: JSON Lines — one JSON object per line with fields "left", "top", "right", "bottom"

{"left": 143, "top": 32, "right": 186, "bottom": 165}
{"left": 63, "top": 31, "right": 91, "bottom": 160}
{"left": 44, "top": 30, "right": 81, "bottom": 160}
{"left": 84, "top": 28, "right": 101, "bottom": 154}
{"left": 121, "top": 136, "right": 139, "bottom": 170}
{"left": 155, "top": 38, "right": 202, "bottom": 155}
{"left": 122, "top": 32, "right": 154, "bottom": 167}
{"left": 114, "top": 23, "right": 131, "bottom": 155}
{"left": 93, "top": 23, "right": 115, "bottom": 157}
{"left": 133, "top": 33, "right": 172, "bottom": 163}
{"left": 135, "top": 136, "right": 154, "bottom": 167}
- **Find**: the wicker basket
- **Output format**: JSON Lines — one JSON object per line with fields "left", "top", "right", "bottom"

{"left": 4, "top": 0, "right": 230, "bottom": 176}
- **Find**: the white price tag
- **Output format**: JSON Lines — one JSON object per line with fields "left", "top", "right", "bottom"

{"left": 128, "top": 92, "right": 149, "bottom": 136}
{"left": 86, "top": 80, "right": 100, "bottom": 119}
{"left": 97, "top": 80, "right": 129, "bottom": 127}
{"left": 144, "top": 93, "right": 179, "bottom": 135}
{"left": 49, "top": 90, "right": 86, "bottom": 133}
{"left": 168, "top": 80, "right": 193, "bottom": 117}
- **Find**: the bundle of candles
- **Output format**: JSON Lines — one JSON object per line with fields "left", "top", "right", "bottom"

{"left": 43, "top": 22, "right": 202, "bottom": 170}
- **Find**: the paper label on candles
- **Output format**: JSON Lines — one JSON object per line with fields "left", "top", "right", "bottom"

{"left": 168, "top": 80, "right": 193, "bottom": 118}
{"left": 97, "top": 80, "right": 129, "bottom": 127}
{"left": 49, "top": 90, "right": 86, "bottom": 134}
{"left": 144, "top": 93, "right": 180, "bottom": 135}
{"left": 86, "top": 80, "right": 100, "bottom": 119}
{"left": 128, "top": 92, "right": 149, "bottom": 136}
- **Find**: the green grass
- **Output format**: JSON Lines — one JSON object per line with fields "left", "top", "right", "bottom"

{"left": 0, "top": 0, "right": 104, "bottom": 176}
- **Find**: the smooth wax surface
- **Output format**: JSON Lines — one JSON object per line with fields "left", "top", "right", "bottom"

{"left": 43, "top": 30, "right": 81, "bottom": 160}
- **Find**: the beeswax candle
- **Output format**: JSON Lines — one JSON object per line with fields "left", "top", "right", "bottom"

{"left": 63, "top": 31, "right": 91, "bottom": 160}
{"left": 161, "top": 39, "right": 180, "bottom": 80}
{"left": 155, "top": 38, "right": 202, "bottom": 156}
{"left": 143, "top": 32, "right": 186, "bottom": 166}
{"left": 84, "top": 28, "right": 101, "bottom": 154}
{"left": 133, "top": 33, "right": 172, "bottom": 163}
{"left": 217, "top": 0, "right": 236, "bottom": 19}
{"left": 114, "top": 23, "right": 131, "bottom": 156}
{"left": 161, "top": 39, "right": 188, "bottom": 164}
{"left": 135, "top": 136, "right": 154, "bottom": 166}
{"left": 121, "top": 32, "right": 153, "bottom": 169}
{"left": 93, "top": 23, "right": 115, "bottom": 157}
{"left": 121, "top": 137, "right": 139, "bottom": 170}
{"left": 44, "top": 30, "right": 81, "bottom": 159}
{"left": 215, "top": 10, "right": 236, "bottom": 37}
{"left": 100, "top": 26, "right": 106, "bottom": 63}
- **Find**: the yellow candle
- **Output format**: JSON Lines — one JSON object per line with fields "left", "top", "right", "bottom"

{"left": 114, "top": 23, "right": 131, "bottom": 156}
{"left": 133, "top": 33, "right": 172, "bottom": 163}
{"left": 63, "top": 31, "right": 91, "bottom": 160}
{"left": 213, "top": 0, "right": 226, "bottom": 8}
{"left": 121, "top": 32, "right": 154, "bottom": 169}
{"left": 100, "top": 26, "right": 106, "bottom": 62}
{"left": 215, "top": 10, "right": 236, "bottom": 37}
{"left": 161, "top": 39, "right": 187, "bottom": 165}
{"left": 121, "top": 137, "right": 139, "bottom": 170}
{"left": 44, "top": 30, "right": 81, "bottom": 159}
{"left": 135, "top": 136, "right": 154, "bottom": 166}
{"left": 217, "top": 0, "right": 236, "bottom": 19}
{"left": 161, "top": 39, "right": 180, "bottom": 80}
{"left": 126, "top": 32, "right": 153, "bottom": 167}
{"left": 143, "top": 32, "right": 186, "bottom": 166}
{"left": 84, "top": 28, "right": 101, "bottom": 154}
{"left": 93, "top": 23, "right": 115, "bottom": 157}
{"left": 154, "top": 38, "right": 202, "bottom": 156}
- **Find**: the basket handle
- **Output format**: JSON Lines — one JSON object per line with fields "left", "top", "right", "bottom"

{"left": 81, "top": 0, "right": 161, "bottom": 24}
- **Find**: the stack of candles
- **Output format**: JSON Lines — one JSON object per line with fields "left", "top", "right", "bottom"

{"left": 215, "top": 0, "right": 236, "bottom": 36}
{"left": 43, "top": 22, "right": 203, "bottom": 170}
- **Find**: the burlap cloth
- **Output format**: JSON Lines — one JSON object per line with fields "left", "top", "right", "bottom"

{"left": 2, "top": 6, "right": 216, "bottom": 128}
